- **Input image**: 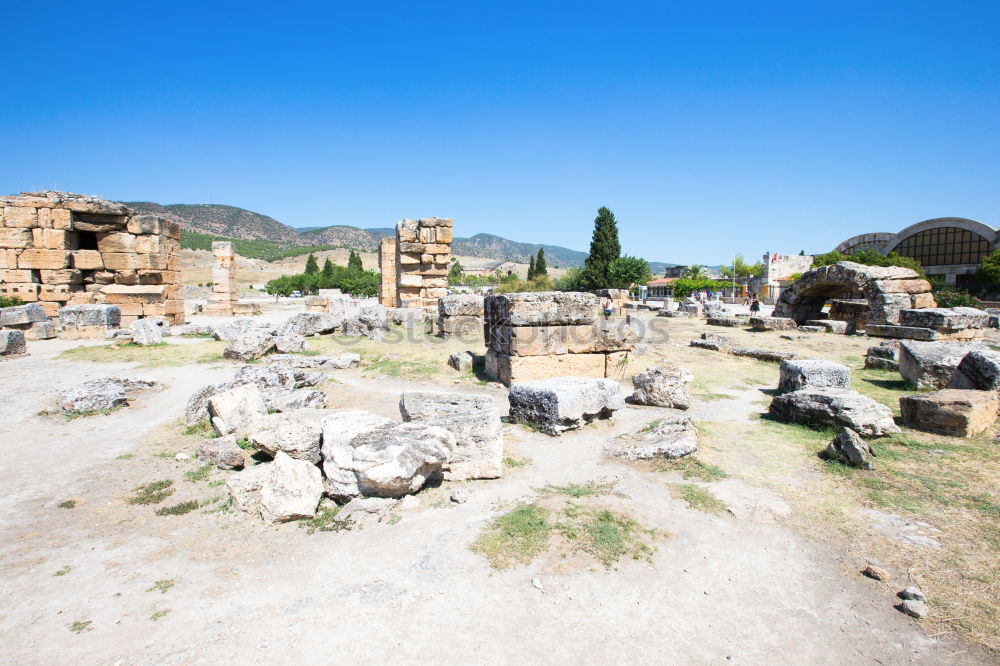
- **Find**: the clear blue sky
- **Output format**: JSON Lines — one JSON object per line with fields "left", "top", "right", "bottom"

{"left": 3, "top": 1, "right": 998, "bottom": 265}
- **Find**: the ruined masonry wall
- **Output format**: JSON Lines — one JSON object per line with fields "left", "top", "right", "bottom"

{"left": 392, "top": 217, "right": 452, "bottom": 309}
{"left": 0, "top": 191, "right": 184, "bottom": 325}
{"left": 378, "top": 237, "right": 397, "bottom": 307}
{"left": 205, "top": 241, "right": 237, "bottom": 316}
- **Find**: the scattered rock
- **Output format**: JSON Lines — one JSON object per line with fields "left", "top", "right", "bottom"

{"left": 130, "top": 317, "right": 169, "bottom": 346}
{"left": 630, "top": 364, "right": 693, "bottom": 409}
{"left": 226, "top": 463, "right": 271, "bottom": 515}
{"left": 58, "top": 376, "right": 160, "bottom": 413}
{"left": 899, "top": 599, "right": 928, "bottom": 619}
{"left": 274, "top": 334, "right": 307, "bottom": 353}
{"left": 448, "top": 351, "right": 475, "bottom": 372}
{"left": 900, "top": 586, "right": 927, "bottom": 602}
{"left": 898, "top": 340, "right": 988, "bottom": 390}
{"left": 508, "top": 377, "right": 625, "bottom": 436}
{"left": 259, "top": 451, "right": 324, "bottom": 524}
{"left": 864, "top": 341, "right": 900, "bottom": 371}
{"left": 262, "top": 388, "right": 328, "bottom": 412}
{"left": 450, "top": 489, "right": 469, "bottom": 504}
{"left": 249, "top": 409, "right": 326, "bottom": 463}
{"left": 948, "top": 349, "right": 1000, "bottom": 391}
{"left": 862, "top": 564, "right": 889, "bottom": 582}
{"left": 605, "top": 416, "right": 698, "bottom": 460}
{"left": 337, "top": 497, "right": 397, "bottom": 526}
{"left": 207, "top": 384, "right": 268, "bottom": 437}
{"left": 276, "top": 312, "right": 343, "bottom": 337}
{"left": 395, "top": 495, "right": 421, "bottom": 510}
{"left": 174, "top": 452, "right": 191, "bottom": 461}
{"left": 223, "top": 330, "right": 276, "bottom": 361}
{"left": 768, "top": 388, "right": 901, "bottom": 436}
{"left": 779, "top": 360, "right": 851, "bottom": 394}
{"left": 211, "top": 318, "right": 269, "bottom": 342}
{"left": 825, "top": 427, "right": 875, "bottom": 469}
{"left": 195, "top": 435, "right": 246, "bottom": 469}
{"left": 730, "top": 347, "right": 798, "bottom": 362}
{"left": 0, "top": 329, "right": 27, "bottom": 357}
{"left": 749, "top": 316, "right": 798, "bottom": 331}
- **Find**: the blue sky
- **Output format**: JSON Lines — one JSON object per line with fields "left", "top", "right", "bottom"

{"left": 3, "top": 1, "right": 998, "bottom": 265}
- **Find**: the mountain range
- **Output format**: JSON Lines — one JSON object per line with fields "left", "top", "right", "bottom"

{"left": 124, "top": 201, "right": 672, "bottom": 270}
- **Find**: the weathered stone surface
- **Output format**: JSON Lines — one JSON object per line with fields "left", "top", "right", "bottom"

{"left": 630, "top": 364, "right": 693, "bottom": 409}
{"left": 448, "top": 350, "right": 475, "bottom": 371}
{"left": 58, "top": 375, "right": 160, "bottom": 413}
{"left": 778, "top": 359, "right": 851, "bottom": 393}
{"left": 797, "top": 326, "right": 825, "bottom": 333}
{"left": 867, "top": 325, "right": 940, "bottom": 341}
{"left": 226, "top": 463, "right": 270, "bottom": 515}
{"left": 130, "top": 317, "right": 169, "bottom": 345}
{"left": 20, "top": 320, "right": 56, "bottom": 340}
{"left": 341, "top": 305, "right": 390, "bottom": 340}
{"left": 899, "top": 307, "right": 990, "bottom": 331}
{"left": 706, "top": 316, "right": 742, "bottom": 327}
{"left": 337, "top": 497, "right": 398, "bottom": 526}
{"left": 195, "top": 435, "right": 246, "bottom": 470}
{"left": 508, "top": 377, "right": 625, "bottom": 436}
{"left": 865, "top": 341, "right": 900, "bottom": 370}
{"left": 223, "top": 330, "right": 276, "bottom": 361}
{"left": 438, "top": 294, "right": 484, "bottom": 317}
{"left": 0, "top": 303, "right": 47, "bottom": 326}
{"left": 730, "top": 347, "right": 798, "bottom": 362}
{"left": 769, "top": 388, "right": 901, "bottom": 436}
{"left": 398, "top": 390, "right": 495, "bottom": 420}
{"left": 825, "top": 427, "right": 875, "bottom": 469}
{"left": 274, "top": 334, "right": 307, "bottom": 353}
{"left": 436, "top": 314, "right": 482, "bottom": 336}
{"left": 321, "top": 412, "right": 455, "bottom": 499}
{"left": 0, "top": 329, "right": 27, "bottom": 356}
{"left": 207, "top": 384, "right": 267, "bottom": 437}
{"left": 689, "top": 340, "right": 725, "bottom": 351}
{"left": 249, "top": 409, "right": 327, "bottom": 463}
{"left": 805, "top": 319, "right": 849, "bottom": 334}
{"left": 58, "top": 304, "right": 120, "bottom": 328}
{"left": 262, "top": 388, "right": 328, "bottom": 412}
{"left": 276, "top": 312, "right": 342, "bottom": 337}
{"left": 267, "top": 353, "right": 359, "bottom": 369}
{"left": 701, "top": 332, "right": 731, "bottom": 346}
{"left": 485, "top": 291, "right": 598, "bottom": 327}
{"left": 750, "top": 316, "right": 798, "bottom": 331}
{"left": 232, "top": 364, "right": 299, "bottom": 390}
{"left": 259, "top": 451, "right": 324, "bottom": 524}
{"left": 485, "top": 350, "right": 607, "bottom": 386}
{"left": 898, "top": 341, "right": 989, "bottom": 390}
{"left": 899, "top": 389, "right": 998, "bottom": 438}
{"left": 604, "top": 416, "right": 698, "bottom": 460}
{"left": 948, "top": 350, "right": 1000, "bottom": 391}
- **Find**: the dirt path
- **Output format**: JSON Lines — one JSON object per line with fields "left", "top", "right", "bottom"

{"left": 0, "top": 332, "right": 990, "bottom": 664}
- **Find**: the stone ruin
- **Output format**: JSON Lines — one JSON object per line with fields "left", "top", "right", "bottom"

{"left": 0, "top": 192, "right": 184, "bottom": 327}
{"left": 203, "top": 241, "right": 259, "bottom": 317}
{"left": 436, "top": 293, "right": 484, "bottom": 336}
{"left": 483, "top": 292, "right": 638, "bottom": 385}
{"left": 378, "top": 217, "right": 453, "bottom": 310}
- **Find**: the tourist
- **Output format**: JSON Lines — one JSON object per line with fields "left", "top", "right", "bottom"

{"left": 603, "top": 295, "right": 614, "bottom": 320}
{"left": 750, "top": 295, "right": 760, "bottom": 314}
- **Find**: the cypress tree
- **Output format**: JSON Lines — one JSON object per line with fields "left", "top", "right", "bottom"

{"left": 528, "top": 255, "right": 536, "bottom": 280}
{"left": 348, "top": 250, "right": 363, "bottom": 272}
{"left": 535, "top": 248, "right": 548, "bottom": 276}
{"left": 322, "top": 258, "right": 335, "bottom": 281}
{"left": 304, "top": 253, "right": 319, "bottom": 274}
{"left": 582, "top": 207, "right": 621, "bottom": 289}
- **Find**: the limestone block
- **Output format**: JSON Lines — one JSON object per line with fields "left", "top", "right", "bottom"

{"left": 508, "top": 377, "right": 625, "bottom": 435}
{"left": 137, "top": 270, "right": 164, "bottom": 285}
{"left": 423, "top": 243, "right": 451, "bottom": 255}
{"left": 911, "top": 293, "right": 937, "bottom": 309}
{"left": 40, "top": 269, "right": 82, "bottom": 284}
{"left": 484, "top": 349, "right": 606, "bottom": 386}
{"left": 768, "top": 387, "right": 900, "bottom": 436}
{"left": 420, "top": 253, "right": 434, "bottom": 263}
{"left": 0, "top": 302, "right": 46, "bottom": 325}
{"left": 485, "top": 292, "right": 599, "bottom": 327}
{"left": 898, "top": 340, "right": 989, "bottom": 390}
{"left": 96, "top": 232, "right": 137, "bottom": 253}
{"left": 116, "top": 303, "right": 144, "bottom": 316}
{"left": 436, "top": 315, "right": 482, "bottom": 336}
{"left": 436, "top": 227, "right": 453, "bottom": 243}
{"left": 399, "top": 273, "right": 423, "bottom": 288}
{"left": 31, "top": 228, "right": 74, "bottom": 250}
{"left": 161, "top": 220, "right": 181, "bottom": 240}
{"left": 0, "top": 228, "right": 32, "bottom": 249}
{"left": 126, "top": 215, "right": 160, "bottom": 235}
{"left": 58, "top": 304, "right": 121, "bottom": 328}
{"left": 113, "top": 270, "right": 139, "bottom": 286}
{"left": 101, "top": 252, "right": 153, "bottom": 271}
{"left": 778, "top": 360, "right": 851, "bottom": 393}
{"left": 100, "top": 284, "right": 167, "bottom": 304}
{"left": 398, "top": 253, "right": 420, "bottom": 265}
{"left": 423, "top": 277, "right": 448, "bottom": 289}
{"left": 866, "top": 324, "right": 939, "bottom": 341}
{"left": 0, "top": 330, "right": 27, "bottom": 356}
{"left": 17, "top": 249, "right": 69, "bottom": 269}
{"left": 51, "top": 208, "right": 72, "bottom": 230}
{"left": 1, "top": 269, "right": 34, "bottom": 283}
{"left": 749, "top": 316, "right": 798, "bottom": 331}
{"left": 899, "top": 389, "right": 998, "bottom": 438}
{"left": 418, "top": 227, "right": 437, "bottom": 243}
{"left": 134, "top": 235, "right": 162, "bottom": 254}
{"left": 396, "top": 219, "right": 418, "bottom": 242}
{"left": 949, "top": 350, "right": 1000, "bottom": 391}
{"left": 1, "top": 283, "right": 39, "bottom": 301}
{"left": 419, "top": 264, "right": 448, "bottom": 276}
{"left": 900, "top": 307, "right": 990, "bottom": 331}
{"left": 38, "top": 284, "right": 75, "bottom": 301}
{"left": 71, "top": 250, "right": 104, "bottom": 270}
{"left": 3, "top": 207, "right": 37, "bottom": 228}
{"left": 38, "top": 301, "right": 60, "bottom": 316}
{"left": 36, "top": 208, "right": 52, "bottom": 228}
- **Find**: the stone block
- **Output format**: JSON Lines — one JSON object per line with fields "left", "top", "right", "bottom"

{"left": 96, "top": 232, "right": 137, "bottom": 253}
{"left": 126, "top": 215, "right": 161, "bottom": 235}
{"left": 31, "top": 228, "right": 74, "bottom": 250}
{"left": 39, "top": 269, "right": 82, "bottom": 284}
{"left": 51, "top": 208, "right": 72, "bottom": 230}
{"left": 0, "top": 269, "right": 34, "bottom": 283}
{"left": 485, "top": 291, "right": 599, "bottom": 327}
{"left": 134, "top": 235, "right": 163, "bottom": 254}
{"left": 423, "top": 243, "right": 451, "bottom": 255}
{"left": 805, "top": 319, "right": 849, "bottom": 334}
{"left": 484, "top": 349, "right": 606, "bottom": 386}
{"left": 101, "top": 252, "right": 153, "bottom": 271}
{"left": 0, "top": 329, "right": 27, "bottom": 356}
{"left": 778, "top": 359, "right": 851, "bottom": 393}
{"left": 0, "top": 302, "right": 47, "bottom": 325}
{"left": 898, "top": 340, "right": 988, "bottom": 390}
{"left": 23, "top": 320, "right": 57, "bottom": 340}
{"left": 3, "top": 207, "right": 37, "bottom": 228}
{"left": 900, "top": 307, "right": 989, "bottom": 331}
{"left": 436, "top": 315, "right": 482, "bottom": 336}
{"left": 0, "top": 228, "right": 32, "bottom": 249}
{"left": 749, "top": 316, "right": 798, "bottom": 331}
{"left": 899, "top": 389, "right": 998, "bottom": 438}
{"left": 768, "top": 387, "right": 900, "bottom": 436}
{"left": 949, "top": 349, "right": 1000, "bottom": 391}
{"left": 508, "top": 377, "right": 625, "bottom": 435}
{"left": 70, "top": 250, "right": 104, "bottom": 270}
{"left": 36, "top": 208, "right": 52, "bottom": 228}
{"left": 100, "top": 284, "right": 166, "bottom": 304}
{"left": 58, "top": 304, "right": 121, "bottom": 328}
{"left": 0, "top": 283, "right": 39, "bottom": 301}
{"left": 866, "top": 324, "right": 939, "bottom": 341}
{"left": 38, "top": 284, "right": 74, "bottom": 301}
{"left": 16, "top": 249, "right": 69, "bottom": 269}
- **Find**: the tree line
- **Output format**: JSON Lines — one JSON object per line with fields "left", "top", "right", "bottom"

{"left": 265, "top": 250, "right": 380, "bottom": 297}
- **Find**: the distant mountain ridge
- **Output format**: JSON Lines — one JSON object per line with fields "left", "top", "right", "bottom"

{"left": 124, "top": 201, "right": 671, "bottom": 269}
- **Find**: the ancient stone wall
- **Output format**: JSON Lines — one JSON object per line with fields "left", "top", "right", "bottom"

{"left": 205, "top": 241, "right": 237, "bottom": 317}
{"left": 483, "top": 292, "right": 637, "bottom": 385}
{"left": 0, "top": 192, "right": 184, "bottom": 325}
{"left": 393, "top": 218, "right": 452, "bottom": 309}
{"left": 378, "top": 237, "right": 397, "bottom": 307}
{"left": 436, "top": 294, "right": 484, "bottom": 336}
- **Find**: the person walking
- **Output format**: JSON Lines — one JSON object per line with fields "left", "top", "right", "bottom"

{"left": 750, "top": 295, "right": 760, "bottom": 315}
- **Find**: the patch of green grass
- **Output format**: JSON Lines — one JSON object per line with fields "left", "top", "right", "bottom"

{"left": 62, "top": 404, "right": 125, "bottom": 420}
{"left": 670, "top": 483, "right": 727, "bottom": 514}
{"left": 559, "top": 505, "right": 657, "bottom": 568}
{"left": 182, "top": 420, "right": 215, "bottom": 438}
{"left": 57, "top": 499, "right": 77, "bottom": 509}
{"left": 67, "top": 620, "right": 92, "bottom": 634}
{"left": 155, "top": 500, "right": 199, "bottom": 516}
{"left": 236, "top": 438, "right": 255, "bottom": 451}
{"left": 58, "top": 340, "right": 229, "bottom": 368}
{"left": 387, "top": 514, "right": 402, "bottom": 525}
{"left": 364, "top": 353, "right": 439, "bottom": 380}
{"left": 203, "top": 496, "right": 233, "bottom": 515}
{"left": 653, "top": 456, "right": 728, "bottom": 482}
{"left": 639, "top": 419, "right": 663, "bottom": 433}
{"left": 149, "top": 609, "right": 170, "bottom": 621}
{"left": 127, "top": 480, "right": 175, "bottom": 505}
{"left": 184, "top": 464, "right": 213, "bottom": 483}
{"left": 54, "top": 566, "right": 71, "bottom": 577}
{"left": 540, "top": 481, "right": 620, "bottom": 498}
{"left": 154, "top": 452, "right": 176, "bottom": 459}
{"left": 503, "top": 455, "right": 532, "bottom": 468}
{"left": 516, "top": 420, "right": 542, "bottom": 433}
{"left": 299, "top": 504, "right": 351, "bottom": 534}
{"left": 148, "top": 579, "right": 174, "bottom": 594}
{"left": 471, "top": 504, "right": 552, "bottom": 569}
{"left": 115, "top": 453, "right": 134, "bottom": 460}
{"left": 207, "top": 479, "right": 225, "bottom": 487}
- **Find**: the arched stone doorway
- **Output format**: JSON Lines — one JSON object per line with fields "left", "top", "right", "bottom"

{"left": 772, "top": 262, "right": 936, "bottom": 330}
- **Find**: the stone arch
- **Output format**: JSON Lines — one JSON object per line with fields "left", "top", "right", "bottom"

{"left": 772, "top": 261, "right": 936, "bottom": 329}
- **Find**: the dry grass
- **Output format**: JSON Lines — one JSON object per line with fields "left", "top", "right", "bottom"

{"left": 59, "top": 340, "right": 228, "bottom": 367}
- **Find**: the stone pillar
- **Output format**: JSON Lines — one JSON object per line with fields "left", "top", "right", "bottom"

{"left": 378, "top": 237, "right": 398, "bottom": 307}
{"left": 394, "top": 217, "right": 452, "bottom": 310}
{"left": 204, "top": 241, "right": 238, "bottom": 316}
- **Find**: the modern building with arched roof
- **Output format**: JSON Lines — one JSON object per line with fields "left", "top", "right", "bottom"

{"left": 835, "top": 217, "right": 998, "bottom": 285}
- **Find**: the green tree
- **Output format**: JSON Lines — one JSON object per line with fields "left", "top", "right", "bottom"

{"left": 528, "top": 255, "right": 536, "bottom": 280}
{"left": 448, "top": 260, "right": 465, "bottom": 285}
{"left": 683, "top": 264, "right": 706, "bottom": 279}
{"left": 348, "top": 250, "right": 363, "bottom": 272}
{"left": 321, "top": 258, "right": 335, "bottom": 281}
{"left": 535, "top": 248, "right": 548, "bottom": 276}
{"left": 720, "top": 254, "right": 762, "bottom": 279}
{"left": 799, "top": 249, "right": 806, "bottom": 256}
{"left": 553, "top": 267, "right": 587, "bottom": 292}
{"left": 582, "top": 207, "right": 621, "bottom": 289}
{"left": 304, "top": 253, "right": 319, "bottom": 274}
{"left": 607, "top": 255, "right": 651, "bottom": 289}
{"left": 975, "top": 249, "right": 1000, "bottom": 284}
